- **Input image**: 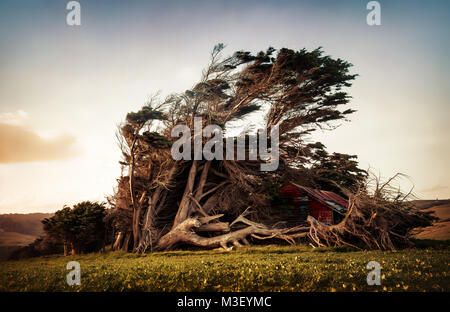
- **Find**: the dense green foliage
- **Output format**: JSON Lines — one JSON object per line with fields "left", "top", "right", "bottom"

{"left": 308, "top": 142, "right": 368, "bottom": 197}
{"left": 42, "top": 201, "right": 106, "bottom": 255}
{"left": 109, "top": 44, "right": 362, "bottom": 252}
{"left": 1, "top": 243, "right": 448, "bottom": 292}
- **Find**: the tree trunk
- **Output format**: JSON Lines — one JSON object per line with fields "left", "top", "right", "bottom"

{"left": 157, "top": 215, "right": 308, "bottom": 251}
{"left": 113, "top": 232, "right": 123, "bottom": 251}
{"left": 172, "top": 160, "right": 198, "bottom": 228}
{"left": 63, "top": 243, "right": 68, "bottom": 256}
{"left": 129, "top": 137, "right": 142, "bottom": 250}
{"left": 122, "top": 232, "right": 131, "bottom": 251}
{"left": 194, "top": 161, "right": 211, "bottom": 201}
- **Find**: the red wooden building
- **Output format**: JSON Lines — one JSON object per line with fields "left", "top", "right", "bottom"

{"left": 278, "top": 183, "right": 348, "bottom": 225}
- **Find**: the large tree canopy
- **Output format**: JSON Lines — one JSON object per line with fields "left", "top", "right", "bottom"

{"left": 307, "top": 142, "right": 368, "bottom": 197}
{"left": 107, "top": 45, "right": 433, "bottom": 253}
{"left": 43, "top": 201, "right": 106, "bottom": 255}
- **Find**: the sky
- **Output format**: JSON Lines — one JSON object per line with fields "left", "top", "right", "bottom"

{"left": 0, "top": 0, "right": 449, "bottom": 213}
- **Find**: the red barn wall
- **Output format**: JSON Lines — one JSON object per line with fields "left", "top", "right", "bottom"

{"left": 308, "top": 200, "right": 333, "bottom": 224}
{"left": 279, "top": 184, "right": 302, "bottom": 198}
{"left": 278, "top": 184, "right": 308, "bottom": 225}
{"left": 279, "top": 184, "right": 334, "bottom": 224}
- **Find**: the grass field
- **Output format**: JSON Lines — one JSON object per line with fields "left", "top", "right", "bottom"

{"left": 0, "top": 241, "right": 449, "bottom": 292}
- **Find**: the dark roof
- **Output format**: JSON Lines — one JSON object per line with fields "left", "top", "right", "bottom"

{"left": 289, "top": 182, "right": 349, "bottom": 215}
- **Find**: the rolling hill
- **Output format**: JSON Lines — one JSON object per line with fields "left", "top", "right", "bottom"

{"left": 0, "top": 213, "right": 53, "bottom": 259}
{"left": 413, "top": 200, "right": 450, "bottom": 240}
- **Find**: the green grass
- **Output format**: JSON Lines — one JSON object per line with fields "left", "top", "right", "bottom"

{"left": 1, "top": 242, "right": 449, "bottom": 292}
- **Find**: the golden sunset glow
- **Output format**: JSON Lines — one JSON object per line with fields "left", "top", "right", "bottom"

{"left": 0, "top": 0, "right": 449, "bottom": 213}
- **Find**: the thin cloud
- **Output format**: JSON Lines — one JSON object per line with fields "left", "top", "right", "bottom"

{"left": 421, "top": 185, "right": 449, "bottom": 193}
{"left": 0, "top": 123, "right": 79, "bottom": 163}
{"left": 0, "top": 110, "right": 28, "bottom": 126}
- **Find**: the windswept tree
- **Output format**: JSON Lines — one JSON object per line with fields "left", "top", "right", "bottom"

{"left": 108, "top": 44, "right": 434, "bottom": 252}
{"left": 308, "top": 142, "right": 368, "bottom": 197}
{"left": 43, "top": 201, "right": 106, "bottom": 255}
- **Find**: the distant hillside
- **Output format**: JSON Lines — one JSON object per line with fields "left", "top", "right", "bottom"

{"left": 0, "top": 231, "right": 36, "bottom": 247}
{"left": 0, "top": 213, "right": 53, "bottom": 259}
{"left": 0, "top": 213, "right": 53, "bottom": 237}
{"left": 414, "top": 199, "right": 450, "bottom": 210}
{"left": 413, "top": 200, "right": 450, "bottom": 240}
